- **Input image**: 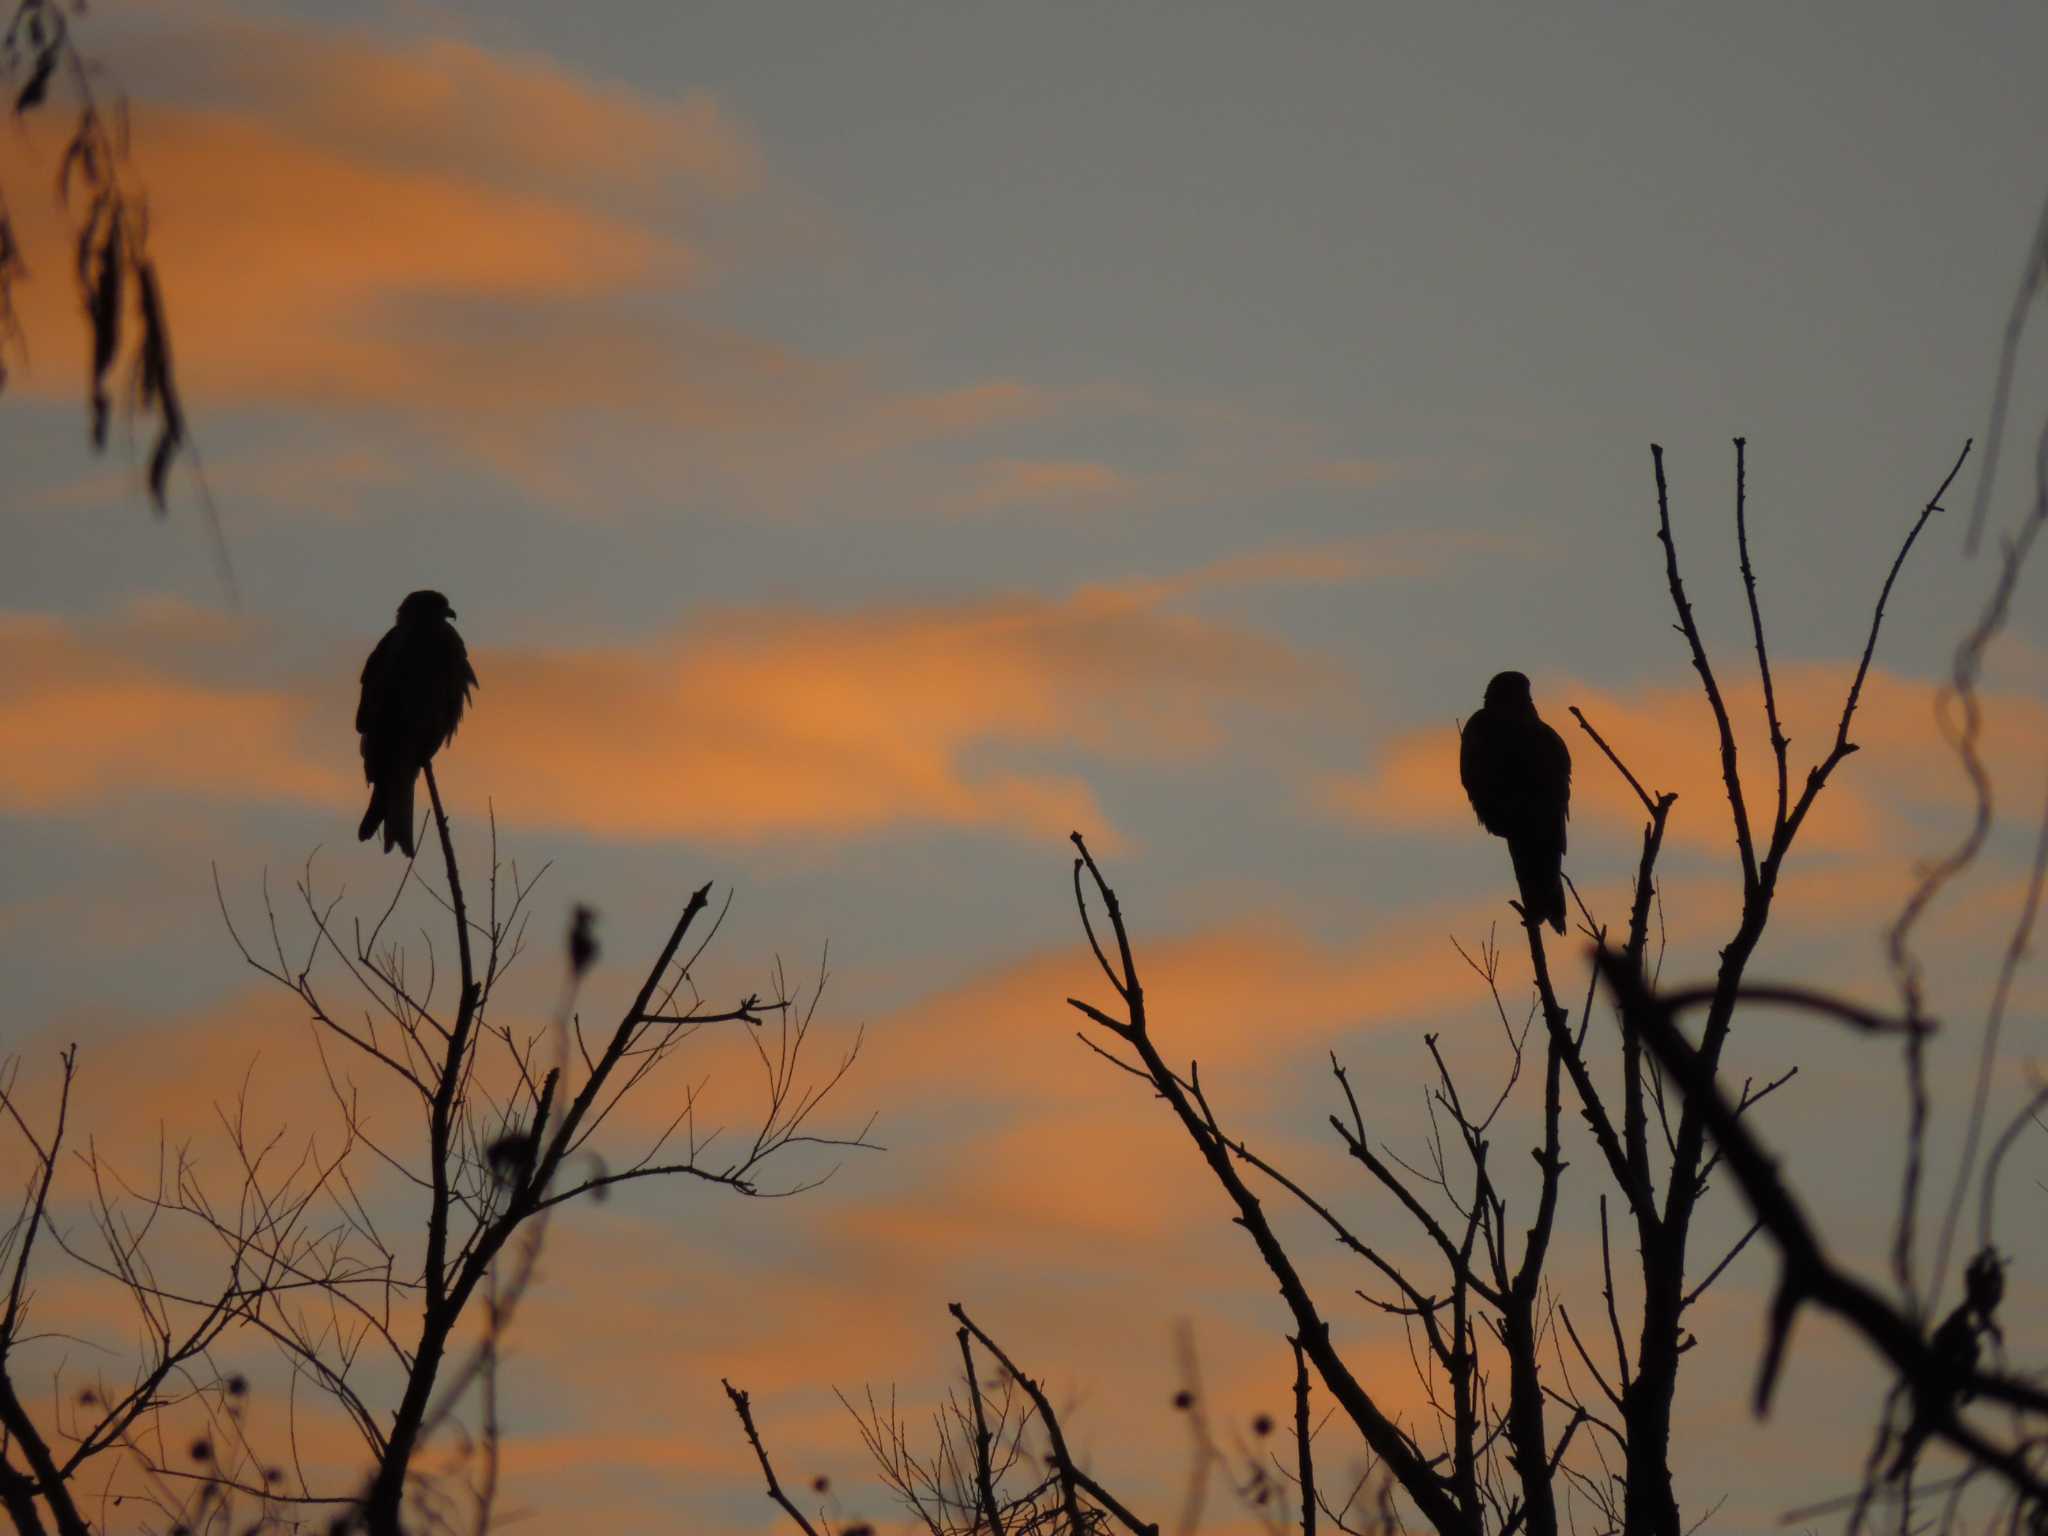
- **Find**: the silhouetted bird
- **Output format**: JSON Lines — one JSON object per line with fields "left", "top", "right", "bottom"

{"left": 356, "top": 590, "right": 478, "bottom": 858}
{"left": 1459, "top": 670, "right": 1571, "bottom": 933}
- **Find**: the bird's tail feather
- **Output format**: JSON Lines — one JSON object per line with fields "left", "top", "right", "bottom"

{"left": 388, "top": 774, "right": 417, "bottom": 858}
{"left": 1510, "top": 838, "right": 1567, "bottom": 935}
{"left": 359, "top": 776, "right": 419, "bottom": 858}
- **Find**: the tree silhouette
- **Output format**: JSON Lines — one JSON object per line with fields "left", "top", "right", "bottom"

{"left": 0, "top": 751, "right": 877, "bottom": 1534}
{"left": 0, "top": 1049, "right": 288, "bottom": 1536}
{"left": 732, "top": 427, "right": 2047, "bottom": 1536}
{"left": 3, "top": 7, "right": 2041, "bottom": 1522}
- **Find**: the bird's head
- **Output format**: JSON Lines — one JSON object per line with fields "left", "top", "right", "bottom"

{"left": 1483, "top": 670, "right": 1534, "bottom": 709}
{"left": 397, "top": 590, "right": 457, "bottom": 624}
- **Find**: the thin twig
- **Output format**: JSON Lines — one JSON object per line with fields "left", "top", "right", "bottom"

{"left": 722, "top": 1380, "right": 822, "bottom": 1536}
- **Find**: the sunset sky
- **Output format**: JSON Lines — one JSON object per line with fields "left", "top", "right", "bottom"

{"left": 4, "top": 2, "right": 2047, "bottom": 1531}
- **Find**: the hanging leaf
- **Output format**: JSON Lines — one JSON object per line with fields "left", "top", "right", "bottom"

{"left": 0, "top": 211, "right": 23, "bottom": 398}
{"left": 15, "top": 43, "right": 56, "bottom": 114}
{"left": 87, "top": 217, "right": 120, "bottom": 447}
{"left": 56, "top": 117, "right": 98, "bottom": 206}
{"left": 0, "top": 209, "right": 20, "bottom": 297}
{"left": 135, "top": 260, "right": 184, "bottom": 513}
{"left": 73, "top": 190, "right": 104, "bottom": 293}
{"left": 134, "top": 253, "right": 163, "bottom": 409}
{"left": 0, "top": 207, "right": 21, "bottom": 346}
{"left": 147, "top": 407, "right": 183, "bottom": 510}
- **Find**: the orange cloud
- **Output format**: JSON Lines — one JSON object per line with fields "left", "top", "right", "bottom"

{"left": 468, "top": 588, "right": 1312, "bottom": 842}
{"left": 13, "top": 982, "right": 429, "bottom": 1196}
{"left": 3, "top": 18, "right": 1477, "bottom": 521}
{"left": 0, "top": 8, "right": 878, "bottom": 479}
{"left": 860, "top": 907, "right": 1514, "bottom": 1117}
{"left": 0, "top": 587, "right": 1312, "bottom": 843}
{"left": 5, "top": 14, "right": 1196, "bottom": 518}
{"left": 0, "top": 610, "right": 349, "bottom": 813}
{"left": 136, "top": 19, "right": 762, "bottom": 204}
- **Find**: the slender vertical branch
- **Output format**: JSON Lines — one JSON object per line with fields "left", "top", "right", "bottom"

{"left": 722, "top": 1380, "right": 823, "bottom": 1536}
{"left": 0, "top": 1049, "right": 71, "bottom": 1347}
{"left": 0, "top": 1049, "right": 93, "bottom": 1536}
{"left": 420, "top": 759, "right": 477, "bottom": 1315}
{"left": 1963, "top": 188, "right": 2047, "bottom": 552}
{"left": 422, "top": 760, "right": 475, "bottom": 1008}
{"left": 1929, "top": 774, "right": 2048, "bottom": 1310}
{"left": 958, "top": 1327, "right": 1008, "bottom": 1536}
{"left": 1599, "top": 1198, "right": 1631, "bottom": 1399}
{"left": 1731, "top": 438, "right": 1790, "bottom": 834}
{"left": 1777, "top": 438, "right": 1972, "bottom": 864}
{"left": 1653, "top": 443, "right": 1757, "bottom": 894}
{"left": 1569, "top": 705, "right": 1677, "bottom": 1206}
{"left": 1290, "top": 1337, "right": 1316, "bottom": 1536}
{"left": 1501, "top": 918, "right": 1567, "bottom": 1536}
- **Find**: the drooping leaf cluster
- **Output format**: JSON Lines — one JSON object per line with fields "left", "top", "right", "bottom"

{"left": 4, "top": 0, "right": 186, "bottom": 510}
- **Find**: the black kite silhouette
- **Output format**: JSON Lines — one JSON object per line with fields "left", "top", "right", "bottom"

{"left": 1459, "top": 670, "right": 1571, "bottom": 933}
{"left": 356, "top": 590, "right": 478, "bottom": 858}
